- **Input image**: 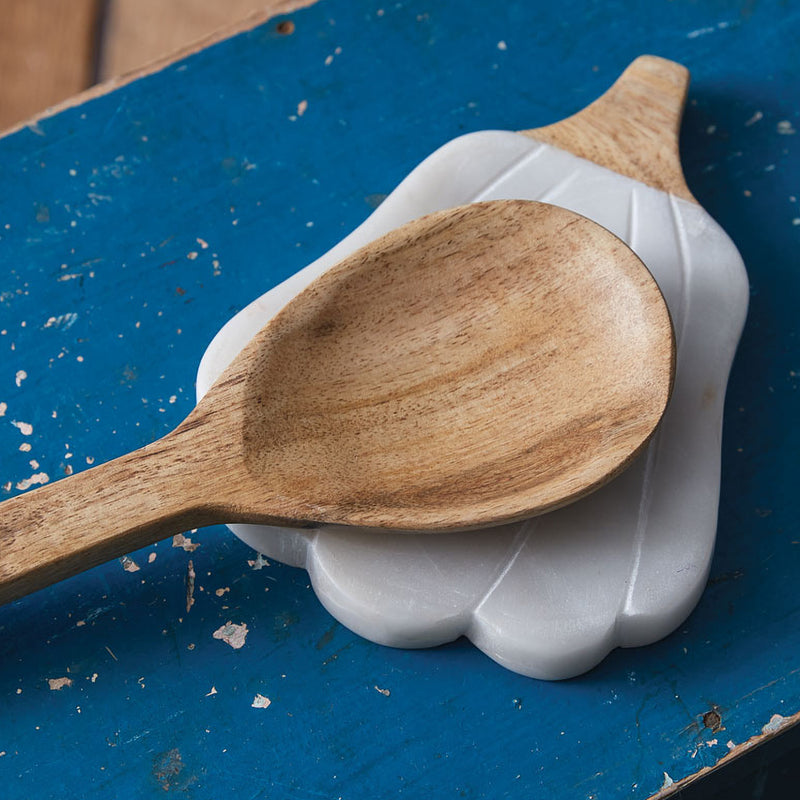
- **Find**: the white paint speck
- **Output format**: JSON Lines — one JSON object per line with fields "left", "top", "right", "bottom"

{"left": 497, "top": 40, "right": 507, "bottom": 50}
{"left": 44, "top": 312, "right": 78, "bottom": 330}
{"left": 187, "top": 251, "right": 198, "bottom": 260}
{"left": 48, "top": 677, "right": 72, "bottom": 691}
{"left": 297, "top": 99, "right": 308, "bottom": 117}
{"left": 777, "top": 120, "right": 796, "bottom": 135}
{"left": 206, "top": 686, "right": 217, "bottom": 697}
{"left": 661, "top": 772, "right": 674, "bottom": 789}
{"left": 0, "top": 401, "right": 6, "bottom": 417}
{"left": 374, "top": 685, "right": 391, "bottom": 696}
{"left": 687, "top": 20, "right": 733, "bottom": 38}
{"left": 148, "top": 552, "right": 157, "bottom": 563}
{"left": 251, "top": 693, "right": 271, "bottom": 709}
{"left": 745, "top": 110, "right": 764, "bottom": 127}
{"left": 196, "top": 238, "right": 209, "bottom": 249}
{"left": 687, "top": 26, "right": 715, "bottom": 38}
{"left": 213, "top": 621, "right": 249, "bottom": 649}
{"left": 15, "top": 370, "right": 27, "bottom": 387}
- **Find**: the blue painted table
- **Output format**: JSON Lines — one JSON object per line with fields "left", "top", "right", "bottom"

{"left": 1, "top": 1, "right": 798, "bottom": 797}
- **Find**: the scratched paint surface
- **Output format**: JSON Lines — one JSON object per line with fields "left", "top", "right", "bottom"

{"left": 0, "top": 1, "right": 798, "bottom": 797}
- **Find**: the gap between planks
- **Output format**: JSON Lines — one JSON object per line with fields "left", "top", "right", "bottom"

{"left": 0, "top": 0, "right": 319, "bottom": 138}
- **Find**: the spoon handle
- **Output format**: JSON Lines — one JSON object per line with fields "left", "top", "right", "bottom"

{"left": 521, "top": 55, "right": 694, "bottom": 202}
{"left": 0, "top": 431, "right": 217, "bottom": 605}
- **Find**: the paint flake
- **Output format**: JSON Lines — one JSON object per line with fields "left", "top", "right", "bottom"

{"left": 777, "top": 120, "right": 796, "bottom": 135}
{"left": 213, "top": 621, "right": 249, "bottom": 649}
{"left": 0, "top": 401, "right": 6, "bottom": 416}
{"left": 186, "top": 560, "right": 196, "bottom": 612}
{"left": 11, "top": 420, "right": 33, "bottom": 435}
{"left": 248, "top": 553, "right": 269, "bottom": 570}
{"left": 15, "top": 472, "right": 49, "bottom": 490}
{"left": 374, "top": 685, "right": 391, "bottom": 696}
{"left": 48, "top": 677, "right": 73, "bottom": 691}
{"left": 120, "top": 555, "right": 140, "bottom": 572}
{"left": 173, "top": 532, "right": 199, "bottom": 551}
{"left": 206, "top": 686, "right": 217, "bottom": 697}
{"left": 762, "top": 714, "right": 788, "bottom": 734}
{"left": 15, "top": 370, "right": 27, "bottom": 387}
{"left": 297, "top": 99, "right": 308, "bottom": 116}
{"left": 251, "top": 693, "right": 271, "bottom": 709}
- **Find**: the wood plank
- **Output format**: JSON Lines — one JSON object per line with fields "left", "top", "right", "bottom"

{"left": 100, "top": 0, "right": 310, "bottom": 79}
{"left": 0, "top": 0, "right": 101, "bottom": 130}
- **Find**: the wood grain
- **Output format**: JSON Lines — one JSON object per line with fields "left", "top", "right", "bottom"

{"left": 0, "top": 0, "right": 102, "bottom": 130}
{"left": 0, "top": 200, "right": 674, "bottom": 604}
{"left": 523, "top": 55, "right": 696, "bottom": 202}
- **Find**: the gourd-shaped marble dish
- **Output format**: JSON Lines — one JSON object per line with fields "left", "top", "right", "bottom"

{"left": 197, "top": 56, "right": 749, "bottom": 679}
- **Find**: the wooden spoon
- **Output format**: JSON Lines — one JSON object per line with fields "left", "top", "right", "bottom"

{"left": 0, "top": 199, "right": 674, "bottom": 605}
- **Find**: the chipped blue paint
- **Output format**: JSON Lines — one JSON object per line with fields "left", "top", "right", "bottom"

{"left": 0, "top": 0, "right": 799, "bottom": 797}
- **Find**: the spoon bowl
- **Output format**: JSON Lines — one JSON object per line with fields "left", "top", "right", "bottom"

{"left": 0, "top": 199, "right": 674, "bottom": 604}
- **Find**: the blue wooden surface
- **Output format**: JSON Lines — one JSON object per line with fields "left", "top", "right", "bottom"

{"left": 0, "top": 1, "right": 798, "bottom": 797}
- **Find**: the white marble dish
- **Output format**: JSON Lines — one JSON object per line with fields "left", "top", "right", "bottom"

{"left": 196, "top": 131, "right": 749, "bottom": 679}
